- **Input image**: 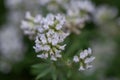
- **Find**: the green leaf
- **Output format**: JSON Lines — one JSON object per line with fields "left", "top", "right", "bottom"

{"left": 31, "top": 63, "right": 49, "bottom": 75}
{"left": 67, "top": 70, "right": 72, "bottom": 78}
{"left": 52, "top": 73, "right": 57, "bottom": 80}
{"left": 32, "top": 63, "right": 49, "bottom": 69}
{"left": 36, "top": 68, "right": 51, "bottom": 80}
{"left": 51, "top": 68, "right": 57, "bottom": 80}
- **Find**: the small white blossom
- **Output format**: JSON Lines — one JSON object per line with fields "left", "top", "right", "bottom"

{"left": 37, "top": 53, "right": 48, "bottom": 59}
{"left": 73, "top": 48, "right": 95, "bottom": 71}
{"left": 80, "top": 51, "right": 88, "bottom": 59}
{"left": 25, "top": 11, "right": 33, "bottom": 20}
{"left": 85, "top": 57, "right": 95, "bottom": 64}
{"left": 87, "top": 48, "right": 92, "bottom": 54}
{"left": 51, "top": 55, "right": 57, "bottom": 61}
{"left": 55, "top": 52, "right": 62, "bottom": 58}
{"left": 79, "top": 65, "right": 85, "bottom": 71}
{"left": 34, "top": 15, "right": 43, "bottom": 23}
{"left": 86, "top": 64, "right": 93, "bottom": 69}
{"left": 73, "top": 56, "right": 79, "bottom": 63}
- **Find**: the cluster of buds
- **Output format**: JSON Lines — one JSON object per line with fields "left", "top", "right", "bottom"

{"left": 30, "top": 13, "right": 69, "bottom": 61}
{"left": 65, "top": 0, "right": 95, "bottom": 34}
{"left": 20, "top": 0, "right": 96, "bottom": 71}
{"left": 21, "top": 11, "right": 96, "bottom": 70}
{"left": 21, "top": 11, "right": 43, "bottom": 39}
{"left": 36, "top": 0, "right": 95, "bottom": 34}
{"left": 21, "top": 12, "right": 69, "bottom": 61}
{"left": 37, "top": 0, "right": 68, "bottom": 12}
{"left": 73, "top": 48, "right": 95, "bottom": 71}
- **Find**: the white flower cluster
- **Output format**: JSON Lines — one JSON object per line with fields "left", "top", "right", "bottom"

{"left": 65, "top": 0, "right": 95, "bottom": 23}
{"left": 37, "top": 0, "right": 95, "bottom": 23}
{"left": 73, "top": 48, "right": 95, "bottom": 71}
{"left": 37, "top": 0, "right": 67, "bottom": 5}
{"left": 0, "top": 26, "right": 25, "bottom": 73}
{"left": 37, "top": 0, "right": 68, "bottom": 12}
{"left": 32, "top": 0, "right": 95, "bottom": 34}
{"left": 20, "top": 0, "right": 97, "bottom": 71}
{"left": 0, "top": 26, "right": 24, "bottom": 62}
{"left": 21, "top": 11, "right": 43, "bottom": 39}
{"left": 33, "top": 13, "right": 69, "bottom": 61}
{"left": 93, "top": 5, "right": 118, "bottom": 25}
{"left": 64, "top": 0, "right": 95, "bottom": 34}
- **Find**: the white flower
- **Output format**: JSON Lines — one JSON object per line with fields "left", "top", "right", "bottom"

{"left": 34, "top": 14, "right": 43, "bottom": 23}
{"left": 25, "top": 11, "right": 33, "bottom": 20}
{"left": 37, "top": 53, "right": 48, "bottom": 59}
{"left": 73, "top": 56, "right": 79, "bottom": 63}
{"left": 73, "top": 48, "right": 95, "bottom": 71}
{"left": 86, "top": 64, "right": 93, "bottom": 69}
{"left": 79, "top": 65, "right": 85, "bottom": 71}
{"left": 80, "top": 51, "right": 88, "bottom": 59}
{"left": 51, "top": 55, "right": 57, "bottom": 61}
{"left": 21, "top": 11, "right": 43, "bottom": 39}
{"left": 87, "top": 48, "right": 92, "bottom": 54}
{"left": 33, "top": 13, "right": 69, "bottom": 61}
{"left": 85, "top": 56, "right": 95, "bottom": 64}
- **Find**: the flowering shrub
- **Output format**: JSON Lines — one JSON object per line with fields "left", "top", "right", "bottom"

{"left": 20, "top": 0, "right": 120, "bottom": 79}
{"left": 20, "top": 0, "right": 97, "bottom": 79}
{"left": 21, "top": 11, "right": 95, "bottom": 79}
{"left": 1, "top": 0, "right": 120, "bottom": 80}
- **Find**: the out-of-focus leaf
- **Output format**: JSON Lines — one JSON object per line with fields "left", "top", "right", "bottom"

{"left": 51, "top": 66, "right": 57, "bottom": 80}
{"left": 32, "top": 63, "right": 49, "bottom": 69}
{"left": 36, "top": 68, "right": 51, "bottom": 80}
{"left": 31, "top": 63, "right": 49, "bottom": 75}
{"left": 67, "top": 70, "right": 72, "bottom": 78}
{"left": 52, "top": 73, "right": 57, "bottom": 80}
